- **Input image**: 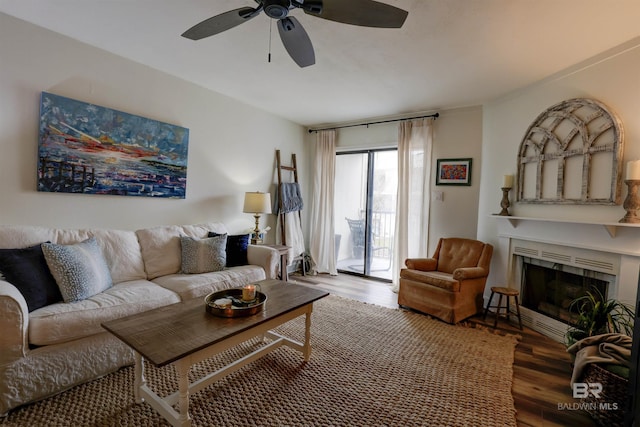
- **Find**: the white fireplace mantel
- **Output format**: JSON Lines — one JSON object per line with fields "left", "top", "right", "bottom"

{"left": 494, "top": 215, "right": 640, "bottom": 238}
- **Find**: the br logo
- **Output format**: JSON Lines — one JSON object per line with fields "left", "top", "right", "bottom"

{"left": 573, "top": 382, "right": 603, "bottom": 399}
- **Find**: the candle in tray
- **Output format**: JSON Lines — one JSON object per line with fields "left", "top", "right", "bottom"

{"left": 502, "top": 174, "right": 513, "bottom": 189}
{"left": 242, "top": 284, "right": 256, "bottom": 301}
{"left": 626, "top": 160, "right": 640, "bottom": 180}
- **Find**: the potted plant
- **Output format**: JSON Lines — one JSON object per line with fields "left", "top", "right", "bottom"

{"left": 565, "top": 287, "right": 635, "bottom": 346}
{"left": 565, "top": 287, "right": 635, "bottom": 426}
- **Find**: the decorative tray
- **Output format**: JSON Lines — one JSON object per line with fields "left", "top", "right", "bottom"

{"left": 204, "top": 288, "right": 267, "bottom": 318}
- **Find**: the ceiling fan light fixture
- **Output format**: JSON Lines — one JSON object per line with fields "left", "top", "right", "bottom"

{"left": 182, "top": 0, "right": 408, "bottom": 67}
{"left": 263, "top": 0, "right": 291, "bottom": 19}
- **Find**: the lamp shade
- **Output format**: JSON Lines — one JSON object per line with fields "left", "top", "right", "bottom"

{"left": 243, "top": 192, "right": 272, "bottom": 214}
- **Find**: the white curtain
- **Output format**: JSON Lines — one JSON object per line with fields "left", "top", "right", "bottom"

{"left": 309, "top": 130, "right": 338, "bottom": 275}
{"left": 392, "top": 118, "right": 433, "bottom": 291}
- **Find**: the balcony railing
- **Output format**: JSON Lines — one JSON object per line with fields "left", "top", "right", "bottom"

{"left": 338, "top": 210, "right": 395, "bottom": 278}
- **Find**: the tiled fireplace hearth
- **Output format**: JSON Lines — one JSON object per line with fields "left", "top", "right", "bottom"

{"left": 495, "top": 217, "right": 640, "bottom": 342}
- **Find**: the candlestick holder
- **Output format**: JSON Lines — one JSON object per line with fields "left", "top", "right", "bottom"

{"left": 498, "top": 187, "right": 512, "bottom": 216}
{"left": 619, "top": 180, "right": 640, "bottom": 223}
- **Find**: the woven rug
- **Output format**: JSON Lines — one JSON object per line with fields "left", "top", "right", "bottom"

{"left": 1, "top": 296, "right": 519, "bottom": 427}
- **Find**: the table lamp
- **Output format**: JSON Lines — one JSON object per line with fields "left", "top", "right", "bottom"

{"left": 243, "top": 191, "right": 272, "bottom": 244}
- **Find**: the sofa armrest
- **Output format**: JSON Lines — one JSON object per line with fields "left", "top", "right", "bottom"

{"left": 453, "top": 266, "right": 488, "bottom": 281}
{"left": 247, "top": 245, "right": 280, "bottom": 279}
{"left": 0, "top": 280, "right": 29, "bottom": 365}
{"left": 405, "top": 258, "right": 437, "bottom": 271}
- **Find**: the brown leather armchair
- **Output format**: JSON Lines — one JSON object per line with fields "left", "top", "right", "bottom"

{"left": 398, "top": 237, "right": 493, "bottom": 324}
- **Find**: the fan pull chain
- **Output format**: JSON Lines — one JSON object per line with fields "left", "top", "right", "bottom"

{"left": 268, "top": 19, "right": 273, "bottom": 63}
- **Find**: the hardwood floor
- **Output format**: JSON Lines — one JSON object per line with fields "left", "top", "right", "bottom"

{"left": 290, "top": 272, "right": 596, "bottom": 427}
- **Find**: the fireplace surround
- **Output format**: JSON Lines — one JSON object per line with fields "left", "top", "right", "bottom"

{"left": 519, "top": 256, "right": 613, "bottom": 327}
{"left": 494, "top": 217, "right": 640, "bottom": 342}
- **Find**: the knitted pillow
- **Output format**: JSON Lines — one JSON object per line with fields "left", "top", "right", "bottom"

{"left": 180, "top": 234, "right": 227, "bottom": 274}
{"left": 42, "top": 237, "right": 113, "bottom": 302}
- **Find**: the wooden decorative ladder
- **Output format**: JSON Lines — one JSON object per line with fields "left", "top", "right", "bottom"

{"left": 275, "top": 149, "right": 306, "bottom": 275}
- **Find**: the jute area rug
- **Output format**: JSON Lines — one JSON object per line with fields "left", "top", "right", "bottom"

{"left": 1, "top": 296, "right": 519, "bottom": 427}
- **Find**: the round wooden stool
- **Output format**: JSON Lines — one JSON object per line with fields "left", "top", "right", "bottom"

{"left": 483, "top": 286, "right": 523, "bottom": 330}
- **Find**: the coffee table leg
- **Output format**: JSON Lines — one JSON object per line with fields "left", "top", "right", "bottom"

{"left": 303, "top": 307, "right": 312, "bottom": 361}
{"left": 134, "top": 352, "right": 146, "bottom": 403}
{"left": 175, "top": 359, "right": 192, "bottom": 427}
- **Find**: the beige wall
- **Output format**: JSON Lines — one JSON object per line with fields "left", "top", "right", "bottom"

{"left": 429, "top": 107, "right": 483, "bottom": 252}
{"left": 0, "top": 13, "right": 306, "bottom": 238}
{"left": 478, "top": 37, "right": 640, "bottom": 286}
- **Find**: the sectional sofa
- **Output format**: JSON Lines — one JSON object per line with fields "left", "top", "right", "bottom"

{"left": 0, "top": 222, "right": 280, "bottom": 416}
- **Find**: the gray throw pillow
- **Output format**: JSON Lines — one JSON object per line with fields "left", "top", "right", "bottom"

{"left": 42, "top": 237, "right": 113, "bottom": 302}
{"left": 180, "top": 234, "right": 227, "bottom": 274}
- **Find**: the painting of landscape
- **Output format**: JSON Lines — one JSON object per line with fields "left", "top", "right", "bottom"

{"left": 38, "top": 92, "right": 189, "bottom": 198}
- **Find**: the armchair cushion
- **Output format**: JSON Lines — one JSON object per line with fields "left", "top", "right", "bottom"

{"left": 400, "top": 268, "right": 459, "bottom": 292}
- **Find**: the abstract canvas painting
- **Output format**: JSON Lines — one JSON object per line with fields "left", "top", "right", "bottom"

{"left": 38, "top": 92, "right": 189, "bottom": 198}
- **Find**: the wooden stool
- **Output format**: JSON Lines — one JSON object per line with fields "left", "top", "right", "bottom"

{"left": 483, "top": 286, "right": 523, "bottom": 330}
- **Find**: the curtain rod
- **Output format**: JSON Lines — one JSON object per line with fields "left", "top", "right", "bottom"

{"left": 307, "top": 112, "right": 439, "bottom": 133}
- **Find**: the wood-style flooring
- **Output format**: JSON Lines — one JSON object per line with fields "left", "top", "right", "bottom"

{"left": 289, "top": 272, "right": 596, "bottom": 427}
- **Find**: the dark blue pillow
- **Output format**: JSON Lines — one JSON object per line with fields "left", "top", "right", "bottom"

{"left": 0, "top": 244, "right": 63, "bottom": 312}
{"left": 208, "top": 233, "right": 250, "bottom": 267}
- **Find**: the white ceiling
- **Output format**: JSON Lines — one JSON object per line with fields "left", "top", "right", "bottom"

{"left": 1, "top": 0, "right": 639, "bottom": 127}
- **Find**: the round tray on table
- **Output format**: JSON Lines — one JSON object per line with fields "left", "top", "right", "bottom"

{"left": 204, "top": 288, "right": 267, "bottom": 318}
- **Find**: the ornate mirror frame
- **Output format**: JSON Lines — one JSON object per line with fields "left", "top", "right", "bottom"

{"left": 516, "top": 98, "right": 624, "bottom": 205}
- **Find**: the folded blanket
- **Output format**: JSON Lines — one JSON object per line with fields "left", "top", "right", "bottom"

{"left": 566, "top": 333, "right": 632, "bottom": 384}
{"left": 278, "top": 182, "right": 304, "bottom": 213}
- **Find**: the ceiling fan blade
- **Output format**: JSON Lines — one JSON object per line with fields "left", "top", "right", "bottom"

{"left": 277, "top": 17, "right": 315, "bottom": 68}
{"left": 304, "top": 0, "right": 408, "bottom": 28}
{"left": 181, "top": 7, "right": 260, "bottom": 40}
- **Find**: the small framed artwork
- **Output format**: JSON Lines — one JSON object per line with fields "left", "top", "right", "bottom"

{"left": 436, "top": 158, "right": 472, "bottom": 186}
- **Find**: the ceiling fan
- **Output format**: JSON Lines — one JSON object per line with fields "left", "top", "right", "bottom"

{"left": 181, "top": 0, "right": 409, "bottom": 68}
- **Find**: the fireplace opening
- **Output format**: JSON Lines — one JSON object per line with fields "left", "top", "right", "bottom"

{"left": 520, "top": 258, "right": 610, "bottom": 327}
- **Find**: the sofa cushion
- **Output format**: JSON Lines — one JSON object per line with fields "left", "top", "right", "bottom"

{"left": 136, "top": 223, "right": 227, "bottom": 280}
{"left": 0, "top": 226, "right": 147, "bottom": 285}
{"left": 209, "top": 232, "right": 250, "bottom": 267}
{"left": 399, "top": 268, "right": 460, "bottom": 292}
{"left": 180, "top": 235, "right": 226, "bottom": 274}
{"left": 85, "top": 229, "right": 147, "bottom": 283}
{"left": 152, "top": 265, "right": 266, "bottom": 300}
{"left": 28, "top": 279, "right": 180, "bottom": 346}
{"left": 0, "top": 225, "right": 58, "bottom": 250}
{"left": 42, "top": 237, "right": 113, "bottom": 302}
{"left": 0, "top": 244, "right": 62, "bottom": 312}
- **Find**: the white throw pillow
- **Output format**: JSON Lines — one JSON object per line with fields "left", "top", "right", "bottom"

{"left": 42, "top": 237, "right": 113, "bottom": 302}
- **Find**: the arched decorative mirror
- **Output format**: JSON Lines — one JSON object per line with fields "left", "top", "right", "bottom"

{"left": 516, "top": 98, "right": 624, "bottom": 205}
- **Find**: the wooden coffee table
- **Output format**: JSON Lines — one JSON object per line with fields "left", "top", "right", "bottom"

{"left": 102, "top": 279, "right": 328, "bottom": 427}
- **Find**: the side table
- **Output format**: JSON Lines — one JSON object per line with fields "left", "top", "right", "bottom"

{"left": 264, "top": 244, "right": 290, "bottom": 282}
{"left": 483, "top": 286, "right": 523, "bottom": 330}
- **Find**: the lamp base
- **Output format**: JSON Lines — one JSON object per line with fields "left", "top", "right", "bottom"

{"left": 252, "top": 213, "right": 263, "bottom": 245}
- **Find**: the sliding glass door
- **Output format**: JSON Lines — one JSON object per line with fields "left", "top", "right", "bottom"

{"left": 334, "top": 149, "right": 396, "bottom": 280}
